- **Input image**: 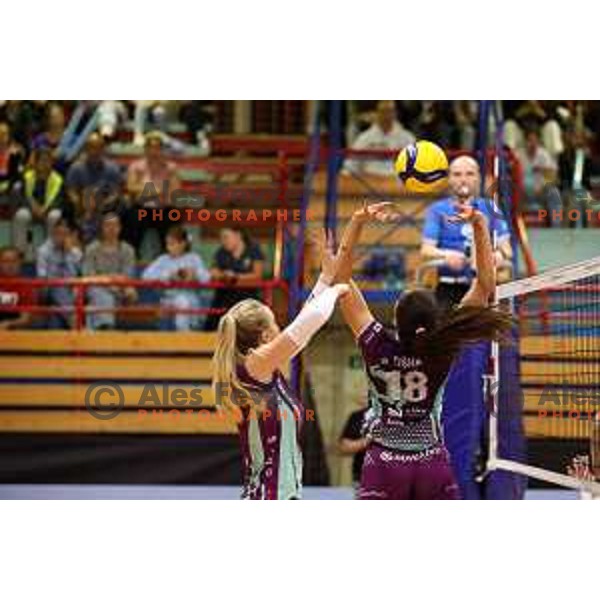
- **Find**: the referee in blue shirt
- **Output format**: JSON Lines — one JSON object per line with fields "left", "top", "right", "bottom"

{"left": 420, "top": 155, "right": 513, "bottom": 309}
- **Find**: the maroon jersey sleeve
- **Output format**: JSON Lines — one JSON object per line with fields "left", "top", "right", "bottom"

{"left": 357, "top": 320, "right": 391, "bottom": 367}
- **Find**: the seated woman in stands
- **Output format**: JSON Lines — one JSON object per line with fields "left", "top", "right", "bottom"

{"left": 205, "top": 227, "right": 265, "bottom": 330}
{"left": 142, "top": 226, "right": 210, "bottom": 331}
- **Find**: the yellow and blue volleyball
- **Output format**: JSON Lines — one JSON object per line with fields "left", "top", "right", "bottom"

{"left": 394, "top": 140, "right": 449, "bottom": 194}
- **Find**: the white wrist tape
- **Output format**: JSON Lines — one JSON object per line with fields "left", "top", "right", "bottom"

{"left": 306, "top": 275, "right": 331, "bottom": 303}
{"left": 285, "top": 285, "right": 340, "bottom": 352}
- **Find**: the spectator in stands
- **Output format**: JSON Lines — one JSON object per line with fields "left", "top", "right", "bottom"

{"left": 13, "top": 146, "right": 72, "bottom": 256}
{"left": 142, "top": 226, "right": 210, "bottom": 331}
{"left": 504, "top": 101, "right": 566, "bottom": 161}
{"left": 32, "top": 103, "right": 67, "bottom": 166}
{"left": 417, "top": 101, "right": 454, "bottom": 148}
{"left": 124, "top": 131, "right": 181, "bottom": 252}
{"left": 517, "top": 129, "right": 561, "bottom": 226}
{"left": 453, "top": 101, "right": 477, "bottom": 150}
{"left": 0, "top": 246, "right": 34, "bottom": 329}
{"left": 420, "top": 155, "right": 512, "bottom": 309}
{"left": 83, "top": 213, "right": 136, "bottom": 330}
{"left": 344, "top": 100, "right": 415, "bottom": 177}
{"left": 66, "top": 132, "right": 123, "bottom": 220}
{"left": 559, "top": 128, "right": 595, "bottom": 227}
{"left": 0, "top": 101, "right": 47, "bottom": 152}
{"left": 204, "top": 227, "right": 265, "bottom": 330}
{"left": 0, "top": 121, "right": 24, "bottom": 196}
{"left": 36, "top": 218, "right": 82, "bottom": 329}
{"left": 132, "top": 101, "right": 184, "bottom": 152}
{"left": 179, "top": 101, "right": 213, "bottom": 155}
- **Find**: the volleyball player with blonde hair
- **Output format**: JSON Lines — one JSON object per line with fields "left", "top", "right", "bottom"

{"left": 211, "top": 230, "right": 350, "bottom": 500}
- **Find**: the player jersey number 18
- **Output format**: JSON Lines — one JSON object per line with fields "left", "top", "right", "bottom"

{"left": 369, "top": 368, "right": 429, "bottom": 404}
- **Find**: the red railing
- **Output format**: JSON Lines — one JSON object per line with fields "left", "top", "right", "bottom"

{"left": 0, "top": 277, "right": 288, "bottom": 331}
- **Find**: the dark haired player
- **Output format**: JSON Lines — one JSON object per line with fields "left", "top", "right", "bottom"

{"left": 333, "top": 202, "right": 512, "bottom": 499}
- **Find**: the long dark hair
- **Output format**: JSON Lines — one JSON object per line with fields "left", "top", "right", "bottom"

{"left": 394, "top": 289, "right": 514, "bottom": 360}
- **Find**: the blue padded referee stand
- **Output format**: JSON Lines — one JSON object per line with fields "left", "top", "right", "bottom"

{"left": 442, "top": 343, "right": 489, "bottom": 499}
{"left": 442, "top": 339, "right": 527, "bottom": 499}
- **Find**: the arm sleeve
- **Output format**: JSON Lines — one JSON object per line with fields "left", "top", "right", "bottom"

{"left": 284, "top": 285, "right": 342, "bottom": 354}
{"left": 357, "top": 320, "right": 388, "bottom": 365}
{"left": 304, "top": 275, "right": 331, "bottom": 304}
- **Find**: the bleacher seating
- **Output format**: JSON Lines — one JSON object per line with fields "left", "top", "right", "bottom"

{"left": 519, "top": 335, "right": 600, "bottom": 439}
{"left": 0, "top": 331, "right": 236, "bottom": 435}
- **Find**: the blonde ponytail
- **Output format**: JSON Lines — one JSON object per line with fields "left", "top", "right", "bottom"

{"left": 212, "top": 301, "right": 270, "bottom": 419}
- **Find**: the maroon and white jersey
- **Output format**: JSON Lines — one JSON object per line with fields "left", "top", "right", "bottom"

{"left": 357, "top": 320, "right": 454, "bottom": 452}
{"left": 236, "top": 363, "right": 305, "bottom": 500}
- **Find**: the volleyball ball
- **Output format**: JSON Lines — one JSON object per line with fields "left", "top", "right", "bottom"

{"left": 395, "top": 140, "right": 449, "bottom": 195}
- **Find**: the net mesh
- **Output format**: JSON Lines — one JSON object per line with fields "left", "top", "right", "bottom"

{"left": 492, "top": 256, "right": 600, "bottom": 494}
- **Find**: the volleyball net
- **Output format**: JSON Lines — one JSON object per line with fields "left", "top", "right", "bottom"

{"left": 489, "top": 256, "right": 600, "bottom": 496}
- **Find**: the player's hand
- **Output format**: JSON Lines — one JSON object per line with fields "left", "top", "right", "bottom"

{"left": 446, "top": 204, "right": 486, "bottom": 225}
{"left": 353, "top": 201, "right": 398, "bottom": 224}
{"left": 317, "top": 228, "right": 337, "bottom": 284}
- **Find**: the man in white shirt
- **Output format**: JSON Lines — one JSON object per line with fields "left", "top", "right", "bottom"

{"left": 344, "top": 100, "right": 415, "bottom": 177}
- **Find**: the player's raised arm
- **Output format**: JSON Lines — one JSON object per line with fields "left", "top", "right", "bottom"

{"left": 245, "top": 229, "right": 348, "bottom": 381}
{"left": 335, "top": 201, "right": 395, "bottom": 282}
{"left": 456, "top": 207, "right": 495, "bottom": 308}
{"left": 335, "top": 202, "right": 392, "bottom": 338}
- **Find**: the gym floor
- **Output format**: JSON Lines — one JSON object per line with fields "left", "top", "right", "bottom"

{"left": 0, "top": 485, "right": 581, "bottom": 500}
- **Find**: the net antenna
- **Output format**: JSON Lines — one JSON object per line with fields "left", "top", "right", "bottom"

{"left": 487, "top": 255, "right": 600, "bottom": 496}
